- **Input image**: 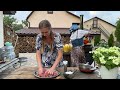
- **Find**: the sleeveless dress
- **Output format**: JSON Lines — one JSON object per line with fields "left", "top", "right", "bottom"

{"left": 35, "top": 32, "right": 63, "bottom": 68}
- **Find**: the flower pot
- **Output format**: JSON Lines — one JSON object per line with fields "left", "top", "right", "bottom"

{"left": 100, "top": 66, "right": 118, "bottom": 79}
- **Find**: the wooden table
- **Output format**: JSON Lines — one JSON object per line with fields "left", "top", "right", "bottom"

{"left": 0, "top": 58, "right": 19, "bottom": 73}
{"left": 3, "top": 66, "right": 101, "bottom": 79}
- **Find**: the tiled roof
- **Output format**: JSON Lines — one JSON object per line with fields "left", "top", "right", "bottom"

{"left": 15, "top": 27, "right": 100, "bottom": 36}
{"left": 84, "top": 17, "right": 116, "bottom": 27}
{"left": 15, "top": 27, "right": 70, "bottom": 35}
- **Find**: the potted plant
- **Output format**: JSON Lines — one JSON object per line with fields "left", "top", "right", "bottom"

{"left": 92, "top": 46, "right": 120, "bottom": 79}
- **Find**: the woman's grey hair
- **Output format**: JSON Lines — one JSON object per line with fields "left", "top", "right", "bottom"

{"left": 39, "top": 20, "right": 52, "bottom": 30}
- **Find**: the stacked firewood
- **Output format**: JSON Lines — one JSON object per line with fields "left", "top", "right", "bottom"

{"left": 61, "top": 35, "right": 70, "bottom": 45}
{"left": 16, "top": 35, "right": 70, "bottom": 53}
{"left": 4, "top": 26, "right": 71, "bottom": 56}
{"left": 15, "top": 36, "right": 36, "bottom": 53}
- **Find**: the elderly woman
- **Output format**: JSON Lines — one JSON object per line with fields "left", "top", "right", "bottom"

{"left": 35, "top": 20, "right": 63, "bottom": 76}
{"left": 70, "top": 30, "right": 90, "bottom": 67}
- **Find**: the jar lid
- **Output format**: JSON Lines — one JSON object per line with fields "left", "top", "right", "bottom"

{"left": 63, "top": 60, "right": 68, "bottom": 65}
{"left": 5, "top": 42, "right": 12, "bottom": 46}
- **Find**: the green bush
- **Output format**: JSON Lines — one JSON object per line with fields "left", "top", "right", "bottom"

{"left": 94, "top": 35, "right": 100, "bottom": 46}
{"left": 115, "top": 19, "right": 120, "bottom": 43}
{"left": 108, "top": 33, "right": 114, "bottom": 47}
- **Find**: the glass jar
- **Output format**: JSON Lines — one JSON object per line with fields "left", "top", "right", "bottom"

{"left": 63, "top": 60, "right": 68, "bottom": 72}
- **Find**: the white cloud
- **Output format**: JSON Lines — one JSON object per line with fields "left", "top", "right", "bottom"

{"left": 73, "top": 11, "right": 77, "bottom": 15}
{"left": 89, "top": 11, "right": 97, "bottom": 16}
{"left": 88, "top": 11, "right": 120, "bottom": 25}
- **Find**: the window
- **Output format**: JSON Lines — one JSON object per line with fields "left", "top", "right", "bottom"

{"left": 47, "top": 11, "right": 53, "bottom": 14}
{"left": 93, "top": 18, "right": 98, "bottom": 28}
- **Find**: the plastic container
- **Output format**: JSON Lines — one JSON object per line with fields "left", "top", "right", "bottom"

{"left": 4, "top": 42, "right": 16, "bottom": 60}
{"left": 5, "top": 42, "right": 14, "bottom": 53}
{"left": 0, "top": 47, "right": 6, "bottom": 61}
{"left": 63, "top": 60, "right": 68, "bottom": 72}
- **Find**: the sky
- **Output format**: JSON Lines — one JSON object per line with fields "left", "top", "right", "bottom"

{"left": 13, "top": 11, "right": 120, "bottom": 26}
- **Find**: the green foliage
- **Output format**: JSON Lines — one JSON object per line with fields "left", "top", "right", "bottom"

{"left": 115, "top": 19, "right": 120, "bottom": 42}
{"left": 12, "top": 24, "right": 23, "bottom": 31}
{"left": 97, "top": 39, "right": 109, "bottom": 48}
{"left": 22, "top": 20, "right": 28, "bottom": 27}
{"left": 94, "top": 35, "right": 101, "bottom": 46}
{"left": 108, "top": 33, "right": 114, "bottom": 47}
{"left": 3, "top": 15, "right": 28, "bottom": 31}
{"left": 92, "top": 46, "right": 120, "bottom": 70}
{"left": 3, "top": 15, "right": 17, "bottom": 27}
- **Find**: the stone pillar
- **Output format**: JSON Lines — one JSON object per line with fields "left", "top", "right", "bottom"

{"left": 0, "top": 11, "right": 4, "bottom": 48}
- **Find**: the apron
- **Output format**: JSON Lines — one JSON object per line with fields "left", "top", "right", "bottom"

{"left": 71, "top": 46, "right": 86, "bottom": 67}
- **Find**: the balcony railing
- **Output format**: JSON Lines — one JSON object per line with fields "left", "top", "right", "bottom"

{"left": 90, "top": 23, "right": 110, "bottom": 39}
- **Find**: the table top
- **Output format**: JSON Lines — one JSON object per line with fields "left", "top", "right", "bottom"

{"left": 0, "top": 58, "right": 19, "bottom": 73}
{"left": 3, "top": 66, "right": 101, "bottom": 79}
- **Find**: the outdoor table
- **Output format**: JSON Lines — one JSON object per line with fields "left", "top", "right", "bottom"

{"left": 0, "top": 58, "right": 19, "bottom": 73}
{"left": 3, "top": 66, "right": 101, "bottom": 79}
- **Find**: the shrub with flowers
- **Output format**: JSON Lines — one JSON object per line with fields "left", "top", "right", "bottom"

{"left": 92, "top": 46, "right": 120, "bottom": 70}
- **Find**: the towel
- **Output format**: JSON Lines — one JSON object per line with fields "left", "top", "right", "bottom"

{"left": 70, "top": 30, "right": 89, "bottom": 41}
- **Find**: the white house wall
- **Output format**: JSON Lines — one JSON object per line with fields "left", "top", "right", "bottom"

{"left": 84, "top": 20, "right": 93, "bottom": 30}
{"left": 28, "top": 11, "right": 80, "bottom": 28}
{"left": 0, "top": 11, "right": 3, "bottom": 48}
{"left": 84, "top": 18, "right": 116, "bottom": 41}
{"left": 98, "top": 20, "right": 116, "bottom": 34}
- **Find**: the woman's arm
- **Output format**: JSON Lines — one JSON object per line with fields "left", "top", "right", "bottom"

{"left": 51, "top": 49, "right": 63, "bottom": 70}
{"left": 35, "top": 34, "right": 43, "bottom": 75}
{"left": 36, "top": 50, "right": 42, "bottom": 69}
{"left": 36, "top": 50, "right": 44, "bottom": 76}
{"left": 45, "top": 33, "right": 63, "bottom": 75}
{"left": 45, "top": 48, "right": 63, "bottom": 75}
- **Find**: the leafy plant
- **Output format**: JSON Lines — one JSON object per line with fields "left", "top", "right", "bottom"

{"left": 94, "top": 35, "right": 101, "bottom": 46}
{"left": 108, "top": 33, "right": 114, "bottom": 47}
{"left": 97, "top": 39, "right": 109, "bottom": 48}
{"left": 92, "top": 46, "right": 120, "bottom": 70}
{"left": 3, "top": 15, "right": 28, "bottom": 31}
{"left": 115, "top": 18, "right": 120, "bottom": 43}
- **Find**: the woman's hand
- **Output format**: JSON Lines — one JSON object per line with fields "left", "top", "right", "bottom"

{"left": 38, "top": 67, "right": 44, "bottom": 76}
{"left": 45, "top": 67, "right": 55, "bottom": 75}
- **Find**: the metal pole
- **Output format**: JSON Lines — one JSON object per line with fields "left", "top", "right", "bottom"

{"left": 80, "top": 15, "right": 84, "bottom": 30}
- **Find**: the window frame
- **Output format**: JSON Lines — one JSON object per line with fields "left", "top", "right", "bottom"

{"left": 47, "top": 11, "right": 53, "bottom": 14}
{"left": 93, "top": 18, "right": 98, "bottom": 28}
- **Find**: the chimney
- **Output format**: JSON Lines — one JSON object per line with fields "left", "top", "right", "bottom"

{"left": 80, "top": 15, "right": 84, "bottom": 30}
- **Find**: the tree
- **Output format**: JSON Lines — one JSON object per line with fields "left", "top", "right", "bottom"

{"left": 3, "top": 15, "right": 28, "bottom": 31}
{"left": 3, "top": 15, "right": 17, "bottom": 27}
{"left": 115, "top": 18, "right": 120, "bottom": 42}
{"left": 22, "top": 20, "right": 28, "bottom": 27}
{"left": 94, "top": 35, "right": 101, "bottom": 46}
{"left": 108, "top": 33, "right": 114, "bottom": 47}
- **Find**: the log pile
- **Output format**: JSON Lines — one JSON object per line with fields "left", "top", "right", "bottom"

{"left": 15, "top": 36, "right": 36, "bottom": 53}
{"left": 4, "top": 26, "right": 71, "bottom": 58}
{"left": 61, "top": 35, "right": 70, "bottom": 45}
{"left": 16, "top": 35, "right": 70, "bottom": 53}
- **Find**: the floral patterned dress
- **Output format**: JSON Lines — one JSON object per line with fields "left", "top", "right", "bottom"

{"left": 35, "top": 32, "right": 63, "bottom": 68}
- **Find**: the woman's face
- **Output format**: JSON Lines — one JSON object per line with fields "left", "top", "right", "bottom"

{"left": 40, "top": 28, "right": 50, "bottom": 38}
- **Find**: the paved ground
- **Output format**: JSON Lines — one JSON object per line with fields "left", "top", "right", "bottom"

{"left": 0, "top": 53, "right": 38, "bottom": 79}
